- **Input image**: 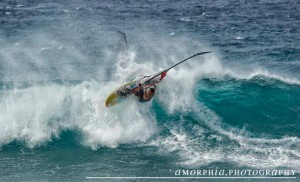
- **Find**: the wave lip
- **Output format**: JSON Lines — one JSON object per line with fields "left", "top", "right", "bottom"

{"left": 225, "top": 68, "right": 300, "bottom": 85}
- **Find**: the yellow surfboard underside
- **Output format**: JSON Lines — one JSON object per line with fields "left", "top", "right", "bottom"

{"left": 105, "top": 91, "right": 120, "bottom": 107}
{"left": 105, "top": 81, "right": 138, "bottom": 107}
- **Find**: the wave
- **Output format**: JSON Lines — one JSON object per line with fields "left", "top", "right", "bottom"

{"left": 0, "top": 33, "right": 299, "bottom": 171}
{"left": 0, "top": 42, "right": 299, "bottom": 146}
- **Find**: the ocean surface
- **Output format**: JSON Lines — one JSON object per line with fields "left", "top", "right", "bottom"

{"left": 0, "top": 0, "right": 299, "bottom": 181}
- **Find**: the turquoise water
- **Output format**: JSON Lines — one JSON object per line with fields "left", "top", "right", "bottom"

{"left": 0, "top": 0, "right": 299, "bottom": 181}
{"left": 198, "top": 76, "right": 300, "bottom": 137}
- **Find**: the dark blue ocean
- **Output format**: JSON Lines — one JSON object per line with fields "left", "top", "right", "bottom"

{"left": 0, "top": 0, "right": 299, "bottom": 181}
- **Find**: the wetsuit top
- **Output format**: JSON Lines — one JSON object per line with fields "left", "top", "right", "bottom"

{"left": 135, "top": 89, "right": 151, "bottom": 102}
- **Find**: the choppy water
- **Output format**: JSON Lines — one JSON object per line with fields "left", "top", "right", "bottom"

{"left": 0, "top": 0, "right": 299, "bottom": 181}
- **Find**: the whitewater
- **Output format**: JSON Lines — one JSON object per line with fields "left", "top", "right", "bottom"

{"left": 0, "top": 0, "right": 299, "bottom": 181}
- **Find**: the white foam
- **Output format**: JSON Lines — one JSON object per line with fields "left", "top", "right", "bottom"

{"left": 0, "top": 84, "right": 68, "bottom": 147}
{"left": 0, "top": 80, "right": 157, "bottom": 148}
{"left": 149, "top": 101, "right": 300, "bottom": 169}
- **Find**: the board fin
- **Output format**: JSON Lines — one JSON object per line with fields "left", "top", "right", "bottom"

{"left": 116, "top": 31, "right": 128, "bottom": 52}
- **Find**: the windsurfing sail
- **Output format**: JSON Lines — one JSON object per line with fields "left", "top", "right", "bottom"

{"left": 141, "top": 51, "right": 211, "bottom": 86}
